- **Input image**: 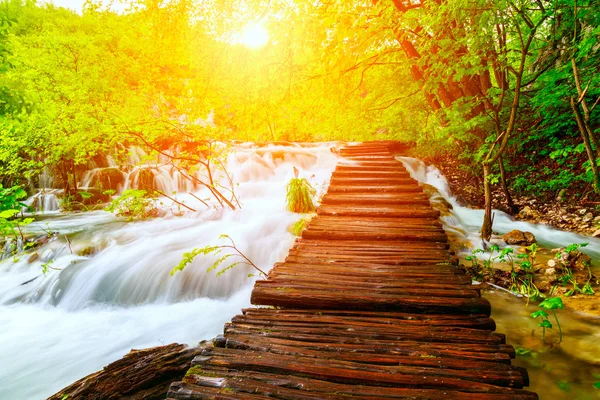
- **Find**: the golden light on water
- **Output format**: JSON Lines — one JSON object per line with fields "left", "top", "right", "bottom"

{"left": 240, "top": 22, "right": 269, "bottom": 49}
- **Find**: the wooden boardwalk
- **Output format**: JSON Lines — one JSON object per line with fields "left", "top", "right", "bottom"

{"left": 167, "top": 142, "right": 537, "bottom": 400}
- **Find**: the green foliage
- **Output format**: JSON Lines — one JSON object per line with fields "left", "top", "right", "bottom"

{"left": 285, "top": 178, "right": 316, "bottom": 213}
{"left": 531, "top": 297, "right": 564, "bottom": 342}
{"left": 105, "top": 189, "right": 158, "bottom": 221}
{"left": 289, "top": 217, "right": 309, "bottom": 236}
{"left": 0, "top": 184, "right": 33, "bottom": 256}
{"left": 171, "top": 234, "right": 265, "bottom": 277}
{"left": 465, "top": 244, "right": 541, "bottom": 298}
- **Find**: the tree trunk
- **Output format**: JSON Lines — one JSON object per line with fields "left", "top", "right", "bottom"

{"left": 498, "top": 156, "right": 517, "bottom": 215}
{"left": 571, "top": 97, "right": 600, "bottom": 194}
{"left": 481, "top": 163, "right": 494, "bottom": 241}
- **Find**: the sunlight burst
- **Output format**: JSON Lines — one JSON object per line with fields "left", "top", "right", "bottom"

{"left": 240, "top": 22, "right": 269, "bottom": 49}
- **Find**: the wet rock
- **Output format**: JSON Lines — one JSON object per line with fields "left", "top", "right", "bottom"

{"left": 421, "top": 184, "right": 453, "bottom": 214}
{"left": 571, "top": 252, "right": 592, "bottom": 272}
{"left": 135, "top": 168, "right": 157, "bottom": 191}
{"left": 582, "top": 212, "right": 594, "bottom": 223}
{"left": 89, "top": 167, "right": 125, "bottom": 191}
{"left": 502, "top": 230, "right": 536, "bottom": 246}
{"left": 77, "top": 246, "right": 96, "bottom": 257}
{"left": 27, "top": 252, "right": 39, "bottom": 263}
{"left": 516, "top": 206, "right": 539, "bottom": 220}
{"left": 552, "top": 248, "right": 593, "bottom": 272}
{"left": 536, "top": 279, "right": 553, "bottom": 293}
{"left": 592, "top": 229, "right": 600, "bottom": 237}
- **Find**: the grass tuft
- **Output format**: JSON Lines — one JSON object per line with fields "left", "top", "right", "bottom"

{"left": 286, "top": 178, "right": 316, "bottom": 213}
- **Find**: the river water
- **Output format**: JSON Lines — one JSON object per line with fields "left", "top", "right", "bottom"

{"left": 1, "top": 148, "right": 599, "bottom": 399}
{"left": 0, "top": 144, "right": 339, "bottom": 399}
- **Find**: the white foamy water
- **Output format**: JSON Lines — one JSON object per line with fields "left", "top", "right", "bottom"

{"left": 398, "top": 157, "right": 600, "bottom": 263}
{"left": 0, "top": 143, "right": 339, "bottom": 399}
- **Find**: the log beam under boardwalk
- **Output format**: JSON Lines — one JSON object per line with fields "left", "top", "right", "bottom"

{"left": 167, "top": 141, "right": 537, "bottom": 400}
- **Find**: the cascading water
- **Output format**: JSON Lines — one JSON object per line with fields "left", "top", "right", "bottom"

{"left": 0, "top": 143, "right": 340, "bottom": 400}
{"left": 398, "top": 157, "right": 600, "bottom": 264}
{"left": 23, "top": 189, "right": 61, "bottom": 213}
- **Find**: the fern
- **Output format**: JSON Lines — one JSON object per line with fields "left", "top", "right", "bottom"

{"left": 170, "top": 234, "right": 266, "bottom": 277}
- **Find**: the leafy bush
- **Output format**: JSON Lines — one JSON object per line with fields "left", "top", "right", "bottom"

{"left": 0, "top": 184, "right": 33, "bottom": 256}
{"left": 285, "top": 178, "right": 316, "bottom": 213}
{"left": 105, "top": 189, "right": 158, "bottom": 221}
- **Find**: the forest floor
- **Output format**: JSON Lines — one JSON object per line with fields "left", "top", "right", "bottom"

{"left": 422, "top": 153, "right": 600, "bottom": 237}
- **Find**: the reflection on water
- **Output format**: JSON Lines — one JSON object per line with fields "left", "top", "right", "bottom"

{"left": 484, "top": 288, "right": 600, "bottom": 399}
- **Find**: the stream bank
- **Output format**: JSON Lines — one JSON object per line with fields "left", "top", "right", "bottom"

{"left": 422, "top": 153, "right": 600, "bottom": 237}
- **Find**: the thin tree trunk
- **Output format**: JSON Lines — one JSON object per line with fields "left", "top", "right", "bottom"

{"left": 571, "top": 57, "right": 600, "bottom": 156}
{"left": 481, "top": 163, "right": 494, "bottom": 241}
{"left": 498, "top": 155, "right": 517, "bottom": 215}
{"left": 571, "top": 97, "right": 600, "bottom": 193}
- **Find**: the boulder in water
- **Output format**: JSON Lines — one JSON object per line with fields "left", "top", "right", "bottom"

{"left": 502, "top": 230, "right": 536, "bottom": 246}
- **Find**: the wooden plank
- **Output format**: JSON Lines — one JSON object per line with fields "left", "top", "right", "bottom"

{"left": 251, "top": 287, "right": 492, "bottom": 315}
{"left": 327, "top": 184, "right": 423, "bottom": 193}
{"left": 214, "top": 334, "right": 516, "bottom": 361}
{"left": 182, "top": 369, "right": 537, "bottom": 399}
{"left": 191, "top": 349, "right": 525, "bottom": 390}
{"left": 317, "top": 205, "right": 441, "bottom": 218}
{"left": 239, "top": 309, "right": 495, "bottom": 330}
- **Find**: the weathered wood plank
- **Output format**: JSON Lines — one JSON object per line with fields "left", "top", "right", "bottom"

{"left": 251, "top": 287, "right": 492, "bottom": 315}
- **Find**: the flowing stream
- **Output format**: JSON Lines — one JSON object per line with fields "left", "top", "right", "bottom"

{"left": 399, "top": 157, "right": 600, "bottom": 399}
{"left": 0, "top": 143, "right": 339, "bottom": 399}
{"left": 1, "top": 150, "right": 599, "bottom": 399}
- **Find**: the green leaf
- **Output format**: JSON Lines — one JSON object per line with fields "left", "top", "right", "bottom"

{"left": 538, "top": 320, "right": 553, "bottom": 329}
{"left": 539, "top": 297, "right": 564, "bottom": 310}
{"left": 515, "top": 347, "right": 532, "bottom": 357}
{"left": 0, "top": 209, "right": 19, "bottom": 218}
{"left": 593, "top": 382, "right": 600, "bottom": 390}
{"left": 78, "top": 191, "right": 93, "bottom": 199}
{"left": 530, "top": 310, "right": 548, "bottom": 319}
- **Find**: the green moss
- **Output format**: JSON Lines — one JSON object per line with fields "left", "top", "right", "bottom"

{"left": 185, "top": 365, "right": 204, "bottom": 377}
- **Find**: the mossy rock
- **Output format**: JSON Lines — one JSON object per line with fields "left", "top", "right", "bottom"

{"left": 89, "top": 167, "right": 125, "bottom": 191}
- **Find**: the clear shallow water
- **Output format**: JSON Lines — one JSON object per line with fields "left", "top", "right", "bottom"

{"left": 486, "top": 289, "right": 600, "bottom": 399}
{"left": 0, "top": 144, "right": 339, "bottom": 399}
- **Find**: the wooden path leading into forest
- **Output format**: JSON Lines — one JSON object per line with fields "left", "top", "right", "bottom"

{"left": 166, "top": 142, "right": 537, "bottom": 400}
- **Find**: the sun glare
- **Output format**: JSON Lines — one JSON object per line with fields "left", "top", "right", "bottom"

{"left": 240, "top": 23, "right": 269, "bottom": 49}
